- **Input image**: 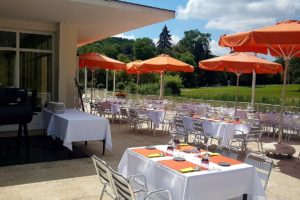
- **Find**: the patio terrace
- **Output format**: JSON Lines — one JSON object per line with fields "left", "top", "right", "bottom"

{"left": 0, "top": 122, "right": 299, "bottom": 200}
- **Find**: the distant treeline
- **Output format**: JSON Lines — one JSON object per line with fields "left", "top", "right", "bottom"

{"left": 78, "top": 28, "right": 300, "bottom": 90}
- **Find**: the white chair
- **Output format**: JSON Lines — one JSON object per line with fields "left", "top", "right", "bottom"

{"left": 245, "top": 153, "right": 273, "bottom": 190}
{"left": 109, "top": 167, "right": 172, "bottom": 200}
{"left": 92, "top": 155, "right": 116, "bottom": 200}
{"left": 231, "top": 126, "right": 264, "bottom": 152}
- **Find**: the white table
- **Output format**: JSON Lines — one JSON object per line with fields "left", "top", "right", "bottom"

{"left": 182, "top": 117, "right": 250, "bottom": 145}
{"left": 119, "top": 145, "right": 265, "bottom": 200}
{"left": 42, "top": 109, "right": 112, "bottom": 153}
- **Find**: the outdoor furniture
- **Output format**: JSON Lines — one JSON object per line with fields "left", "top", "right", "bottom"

{"left": 191, "top": 119, "right": 207, "bottom": 145}
{"left": 89, "top": 102, "right": 98, "bottom": 115}
{"left": 231, "top": 126, "right": 263, "bottom": 152}
{"left": 215, "top": 145, "right": 239, "bottom": 159}
{"left": 245, "top": 153, "right": 273, "bottom": 190}
{"left": 42, "top": 109, "right": 112, "bottom": 155}
{"left": 128, "top": 109, "right": 150, "bottom": 131}
{"left": 92, "top": 155, "right": 116, "bottom": 200}
{"left": 98, "top": 102, "right": 113, "bottom": 119}
{"left": 109, "top": 166, "right": 172, "bottom": 200}
{"left": 119, "top": 145, "right": 265, "bottom": 200}
{"left": 119, "top": 107, "right": 129, "bottom": 123}
{"left": 171, "top": 116, "right": 188, "bottom": 142}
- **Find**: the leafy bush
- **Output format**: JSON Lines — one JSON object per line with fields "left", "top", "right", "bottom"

{"left": 164, "top": 75, "right": 183, "bottom": 96}
{"left": 116, "top": 82, "right": 126, "bottom": 91}
{"left": 126, "top": 82, "right": 138, "bottom": 93}
{"left": 139, "top": 83, "right": 160, "bottom": 95}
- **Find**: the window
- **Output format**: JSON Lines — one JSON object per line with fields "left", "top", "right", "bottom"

{"left": 0, "top": 30, "right": 54, "bottom": 106}
{"left": 0, "top": 31, "right": 16, "bottom": 47}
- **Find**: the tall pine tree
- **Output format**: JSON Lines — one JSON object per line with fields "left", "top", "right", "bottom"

{"left": 157, "top": 25, "right": 172, "bottom": 54}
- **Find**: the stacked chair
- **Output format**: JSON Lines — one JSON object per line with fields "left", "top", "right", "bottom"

{"left": 92, "top": 155, "right": 172, "bottom": 200}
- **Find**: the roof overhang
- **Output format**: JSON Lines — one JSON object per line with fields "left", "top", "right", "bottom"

{"left": 0, "top": 0, "right": 175, "bottom": 46}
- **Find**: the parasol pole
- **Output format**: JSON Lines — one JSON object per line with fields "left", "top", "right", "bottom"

{"left": 106, "top": 69, "right": 108, "bottom": 92}
{"left": 113, "top": 70, "right": 116, "bottom": 94}
{"left": 84, "top": 67, "right": 87, "bottom": 96}
{"left": 278, "top": 58, "right": 289, "bottom": 144}
{"left": 137, "top": 73, "right": 140, "bottom": 94}
{"left": 91, "top": 70, "right": 94, "bottom": 101}
{"left": 251, "top": 70, "right": 256, "bottom": 110}
{"left": 159, "top": 71, "right": 164, "bottom": 99}
{"left": 235, "top": 73, "right": 241, "bottom": 117}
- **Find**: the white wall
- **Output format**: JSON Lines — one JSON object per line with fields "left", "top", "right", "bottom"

{"left": 57, "top": 23, "right": 78, "bottom": 108}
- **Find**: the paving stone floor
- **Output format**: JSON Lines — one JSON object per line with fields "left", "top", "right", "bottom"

{"left": 0, "top": 123, "right": 299, "bottom": 200}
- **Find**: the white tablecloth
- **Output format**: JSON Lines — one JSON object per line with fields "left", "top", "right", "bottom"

{"left": 147, "top": 110, "right": 165, "bottom": 128}
{"left": 119, "top": 145, "right": 265, "bottom": 200}
{"left": 43, "top": 109, "right": 112, "bottom": 151}
{"left": 183, "top": 117, "right": 250, "bottom": 144}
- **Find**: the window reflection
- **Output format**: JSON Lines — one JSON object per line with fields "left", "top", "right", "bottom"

{"left": 0, "top": 31, "right": 16, "bottom": 47}
{"left": 20, "top": 33, "right": 52, "bottom": 50}
{"left": 0, "top": 50, "right": 16, "bottom": 87}
{"left": 20, "top": 52, "right": 52, "bottom": 106}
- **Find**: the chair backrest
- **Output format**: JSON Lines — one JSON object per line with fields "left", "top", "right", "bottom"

{"left": 173, "top": 116, "right": 186, "bottom": 135}
{"left": 120, "top": 107, "right": 128, "bottom": 116}
{"left": 129, "top": 108, "right": 138, "bottom": 119}
{"left": 92, "top": 155, "right": 114, "bottom": 189}
{"left": 192, "top": 119, "right": 204, "bottom": 134}
{"left": 245, "top": 153, "right": 273, "bottom": 190}
{"left": 215, "top": 145, "right": 239, "bottom": 160}
{"left": 247, "top": 126, "right": 263, "bottom": 141}
{"left": 109, "top": 167, "right": 135, "bottom": 200}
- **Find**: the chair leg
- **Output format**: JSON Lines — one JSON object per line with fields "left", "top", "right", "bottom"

{"left": 99, "top": 183, "right": 107, "bottom": 200}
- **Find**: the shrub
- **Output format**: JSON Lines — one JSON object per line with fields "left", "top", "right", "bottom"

{"left": 164, "top": 75, "right": 183, "bottom": 96}
{"left": 116, "top": 82, "right": 126, "bottom": 91}
{"left": 126, "top": 82, "right": 138, "bottom": 93}
{"left": 139, "top": 83, "right": 160, "bottom": 95}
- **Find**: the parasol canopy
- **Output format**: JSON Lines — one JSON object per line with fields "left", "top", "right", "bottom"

{"left": 199, "top": 53, "right": 283, "bottom": 116}
{"left": 79, "top": 52, "right": 126, "bottom": 71}
{"left": 135, "top": 54, "right": 194, "bottom": 99}
{"left": 218, "top": 20, "right": 300, "bottom": 144}
{"left": 79, "top": 52, "right": 126, "bottom": 100}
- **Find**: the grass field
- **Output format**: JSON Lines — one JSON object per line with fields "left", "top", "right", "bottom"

{"left": 181, "top": 84, "right": 300, "bottom": 107}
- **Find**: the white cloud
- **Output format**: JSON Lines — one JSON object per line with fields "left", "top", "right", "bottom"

{"left": 210, "top": 40, "right": 230, "bottom": 56}
{"left": 177, "top": 0, "right": 300, "bottom": 32}
{"left": 171, "top": 35, "right": 180, "bottom": 45}
{"left": 113, "top": 33, "right": 136, "bottom": 40}
{"left": 153, "top": 38, "right": 159, "bottom": 46}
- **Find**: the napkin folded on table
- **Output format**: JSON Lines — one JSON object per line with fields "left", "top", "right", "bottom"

{"left": 147, "top": 153, "right": 164, "bottom": 158}
{"left": 179, "top": 167, "right": 195, "bottom": 173}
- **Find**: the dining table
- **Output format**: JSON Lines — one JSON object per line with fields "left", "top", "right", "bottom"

{"left": 42, "top": 109, "right": 112, "bottom": 154}
{"left": 119, "top": 145, "right": 265, "bottom": 200}
{"left": 182, "top": 116, "right": 251, "bottom": 145}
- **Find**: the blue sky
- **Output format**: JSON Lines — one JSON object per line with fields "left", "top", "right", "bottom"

{"left": 120, "top": 0, "right": 300, "bottom": 57}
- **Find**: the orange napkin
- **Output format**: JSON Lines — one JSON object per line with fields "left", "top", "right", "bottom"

{"left": 132, "top": 148, "right": 164, "bottom": 157}
{"left": 200, "top": 155, "right": 241, "bottom": 165}
{"left": 159, "top": 160, "right": 207, "bottom": 172}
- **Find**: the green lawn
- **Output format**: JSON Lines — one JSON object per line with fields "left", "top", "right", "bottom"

{"left": 181, "top": 84, "right": 300, "bottom": 107}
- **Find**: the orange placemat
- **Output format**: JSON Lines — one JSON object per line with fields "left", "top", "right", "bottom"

{"left": 200, "top": 155, "right": 241, "bottom": 165}
{"left": 176, "top": 145, "right": 196, "bottom": 151}
{"left": 225, "top": 120, "right": 241, "bottom": 124}
{"left": 132, "top": 148, "right": 165, "bottom": 157}
{"left": 159, "top": 160, "right": 207, "bottom": 172}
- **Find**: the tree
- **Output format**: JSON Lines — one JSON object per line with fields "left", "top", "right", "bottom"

{"left": 133, "top": 38, "right": 156, "bottom": 60}
{"left": 157, "top": 25, "right": 172, "bottom": 54}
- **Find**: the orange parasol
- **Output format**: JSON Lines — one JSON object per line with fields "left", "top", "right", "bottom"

{"left": 79, "top": 52, "right": 126, "bottom": 100}
{"left": 199, "top": 53, "right": 283, "bottom": 115}
{"left": 135, "top": 54, "right": 194, "bottom": 99}
{"left": 218, "top": 20, "right": 300, "bottom": 143}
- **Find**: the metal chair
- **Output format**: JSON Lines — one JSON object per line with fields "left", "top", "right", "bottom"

{"left": 191, "top": 119, "right": 207, "bottom": 146}
{"left": 245, "top": 153, "right": 273, "bottom": 190}
{"left": 170, "top": 116, "right": 188, "bottom": 143}
{"left": 109, "top": 167, "right": 172, "bottom": 200}
{"left": 119, "top": 107, "right": 129, "bottom": 123}
{"left": 92, "top": 155, "right": 116, "bottom": 200}
{"left": 128, "top": 109, "right": 150, "bottom": 130}
{"left": 231, "top": 126, "right": 264, "bottom": 152}
{"left": 215, "top": 145, "right": 239, "bottom": 159}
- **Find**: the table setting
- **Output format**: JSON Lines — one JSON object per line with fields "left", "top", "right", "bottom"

{"left": 119, "top": 144, "right": 265, "bottom": 200}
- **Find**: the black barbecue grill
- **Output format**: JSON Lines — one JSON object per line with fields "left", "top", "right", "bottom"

{"left": 0, "top": 88, "right": 35, "bottom": 155}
